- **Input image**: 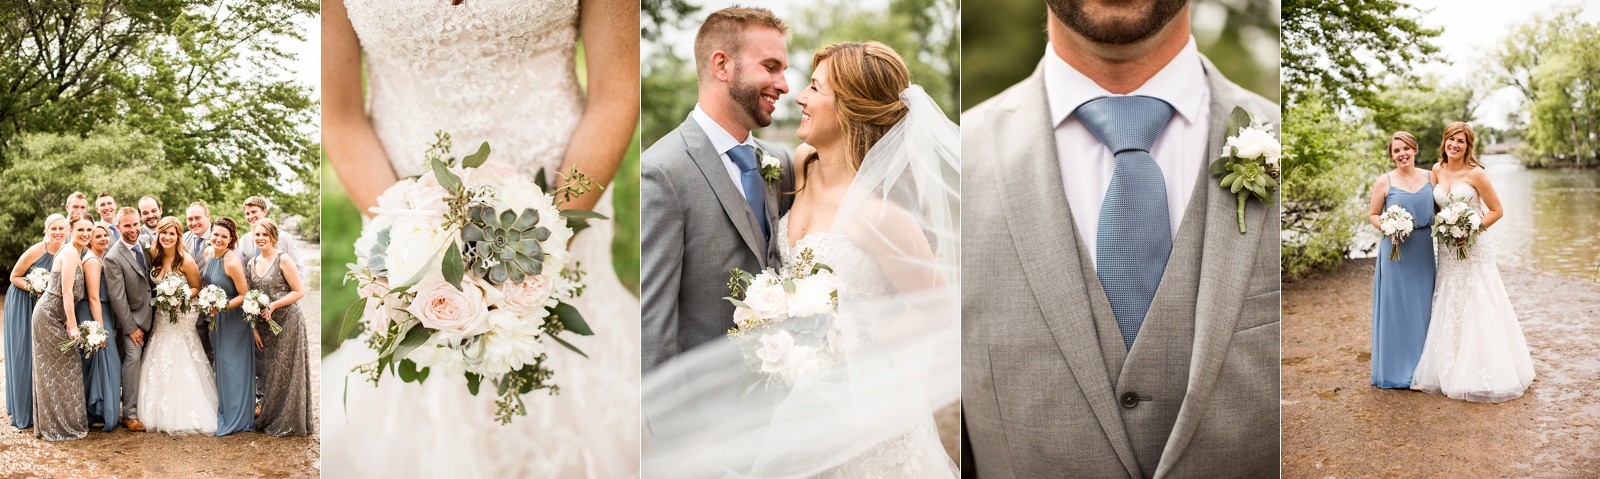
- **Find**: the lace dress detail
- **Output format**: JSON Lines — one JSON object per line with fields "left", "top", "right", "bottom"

{"left": 325, "top": 1, "right": 640, "bottom": 476}
{"left": 344, "top": 0, "right": 584, "bottom": 179}
{"left": 138, "top": 273, "right": 219, "bottom": 435}
{"left": 776, "top": 215, "right": 955, "bottom": 478}
{"left": 1410, "top": 183, "right": 1535, "bottom": 402}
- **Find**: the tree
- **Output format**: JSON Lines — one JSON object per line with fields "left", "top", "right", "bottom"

{"left": 1368, "top": 74, "right": 1479, "bottom": 166}
{"left": 0, "top": 0, "right": 319, "bottom": 234}
{"left": 789, "top": 0, "right": 961, "bottom": 120}
{"left": 1281, "top": 0, "right": 1442, "bottom": 107}
{"left": 1503, "top": 8, "right": 1600, "bottom": 168}
{"left": 1280, "top": 89, "right": 1384, "bottom": 280}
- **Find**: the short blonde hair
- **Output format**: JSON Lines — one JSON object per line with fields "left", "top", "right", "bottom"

{"left": 694, "top": 6, "right": 789, "bottom": 80}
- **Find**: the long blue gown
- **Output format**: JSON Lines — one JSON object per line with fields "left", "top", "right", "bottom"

{"left": 205, "top": 251, "right": 254, "bottom": 435}
{"left": 4, "top": 250, "right": 53, "bottom": 429}
{"left": 1371, "top": 179, "right": 1436, "bottom": 388}
{"left": 80, "top": 253, "right": 121, "bottom": 431}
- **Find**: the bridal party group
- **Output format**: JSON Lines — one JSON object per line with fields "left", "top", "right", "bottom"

{"left": 3, "top": 192, "right": 314, "bottom": 441}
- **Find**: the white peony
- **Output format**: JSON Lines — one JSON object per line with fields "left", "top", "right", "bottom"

{"left": 384, "top": 216, "right": 453, "bottom": 284}
{"left": 407, "top": 336, "right": 467, "bottom": 377}
{"left": 787, "top": 274, "right": 836, "bottom": 318}
{"left": 470, "top": 309, "right": 547, "bottom": 376}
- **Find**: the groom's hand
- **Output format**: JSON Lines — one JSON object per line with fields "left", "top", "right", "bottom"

{"left": 129, "top": 328, "right": 145, "bottom": 347}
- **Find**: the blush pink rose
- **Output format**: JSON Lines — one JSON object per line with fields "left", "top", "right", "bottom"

{"left": 492, "top": 275, "right": 555, "bottom": 317}
{"left": 406, "top": 276, "right": 503, "bottom": 340}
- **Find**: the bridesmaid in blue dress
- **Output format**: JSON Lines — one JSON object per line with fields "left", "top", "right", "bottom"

{"left": 4, "top": 214, "right": 69, "bottom": 429}
{"left": 81, "top": 224, "right": 121, "bottom": 431}
{"left": 1367, "top": 131, "right": 1437, "bottom": 389}
{"left": 202, "top": 217, "right": 258, "bottom": 436}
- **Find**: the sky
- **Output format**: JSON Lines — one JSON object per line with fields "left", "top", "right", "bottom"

{"left": 1404, "top": 0, "right": 1600, "bottom": 129}
{"left": 288, "top": 11, "right": 319, "bottom": 142}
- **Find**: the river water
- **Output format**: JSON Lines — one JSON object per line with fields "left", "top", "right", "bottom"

{"left": 1479, "top": 154, "right": 1600, "bottom": 280}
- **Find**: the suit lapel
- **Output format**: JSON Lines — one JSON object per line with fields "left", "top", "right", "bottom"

{"left": 755, "top": 140, "right": 784, "bottom": 265}
{"left": 1154, "top": 58, "right": 1271, "bottom": 475}
{"left": 678, "top": 118, "right": 769, "bottom": 269}
{"left": 997, "top": 63, "right": 1143, "bottom": 479}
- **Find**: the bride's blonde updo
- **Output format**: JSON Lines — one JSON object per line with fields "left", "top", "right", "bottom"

{"left": 808, "top": 41, "right": 911, "bottom": 172}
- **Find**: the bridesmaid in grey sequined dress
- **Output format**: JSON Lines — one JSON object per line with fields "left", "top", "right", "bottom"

{"left": 246, "top": 220, "right": 311, "bottom": 436}
{"left": 30, "top": 214, "right": 95, "bottom": 441}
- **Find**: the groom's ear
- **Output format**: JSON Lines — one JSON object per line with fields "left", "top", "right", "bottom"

{"left": 709, "top": 50, "right": 734, "bottom": 83}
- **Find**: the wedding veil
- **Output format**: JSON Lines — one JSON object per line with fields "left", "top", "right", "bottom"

{"left": 642, "top": 85, "right": 961, "bottom": 477}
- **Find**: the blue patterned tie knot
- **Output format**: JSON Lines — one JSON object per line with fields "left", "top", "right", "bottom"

{"left": 727, "top": 144, "right": 770, "bottom": 240}
{"left": 1075, "top": 95, "right": 1175, "bottom": 350}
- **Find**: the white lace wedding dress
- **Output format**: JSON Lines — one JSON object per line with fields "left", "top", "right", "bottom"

{"left": 322, "top": 0, "right": 641, "bottom": 477}
{"left": 138, "top": 291, "right": 219, "bottom": 435}
{"left": 1409, "top": 182, "right": 1535, "bottom": 402}
{"left": 776, "top": 216, "right": 956, "bottom": 478}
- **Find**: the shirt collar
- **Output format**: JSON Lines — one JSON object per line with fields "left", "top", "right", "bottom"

{"left": 1045, "top": 36, "right": 1208, "bottom": 129}
{"left": 691, "top": 104, "right": 757, "bottom": 156}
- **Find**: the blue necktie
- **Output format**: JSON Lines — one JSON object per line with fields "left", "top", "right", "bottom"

{"left": 728, "top": 144, "right": 769, "bottom": 240}
{"left": 1076, "top": 95, "right": 1175, "bottom": 350}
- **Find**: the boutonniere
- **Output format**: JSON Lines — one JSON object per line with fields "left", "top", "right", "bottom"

{"left": 1208, "top": 107, "right": 1280, "bottom": 233}
{"left": 757, "top": 147, "right": 782, "bottom": 183}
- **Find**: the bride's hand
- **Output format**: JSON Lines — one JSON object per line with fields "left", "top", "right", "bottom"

{"left": 1456, "top": 237, "right": 1468, "bottom": 248}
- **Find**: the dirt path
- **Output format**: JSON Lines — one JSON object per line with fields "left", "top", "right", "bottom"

{"left": 0, "top": 242, "right": 322, "bottom": 478}
{"left": 1282, "top": 259, "right": 1600, "bottom": 478}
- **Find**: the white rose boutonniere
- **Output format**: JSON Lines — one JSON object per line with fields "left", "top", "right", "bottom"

{"left": 1209, "top": 107, "right": 1281, "bottom": 233}
{"left": 757, "top": 147, "right": 782, "bottom": 183}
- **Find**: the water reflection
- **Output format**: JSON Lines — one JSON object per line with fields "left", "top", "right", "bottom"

{"left": 1480, "top": 154, "right": 1600, "bottom": 280}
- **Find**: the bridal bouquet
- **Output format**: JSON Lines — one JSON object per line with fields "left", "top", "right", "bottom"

{"left": 23, "top": 268, "right": 49, "bottom": 297}
{"left": 59, "top": 321, "right": 109, "bottom": 359}
{"left": 242, "top": 290, "right": 282, "bottom": 335}
{"left": 725, "top": 248, "right": 859, "bottom": 391}
{"left": 197, "top": 284, "right": 229, "bottom": 329}
{"left": 343, "top": 132, "right": 605, "bottom": 424}
{"left": 1433, "top": 198, "right": 1482, "bottom": 260}
{"left": 153, "top": 272, "right": 191, "bottom": 324}
{"left": 1377, "top": 205, "right": 1415, "bottom": 261}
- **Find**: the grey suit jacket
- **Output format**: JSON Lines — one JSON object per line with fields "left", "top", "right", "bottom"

{"left": 640, "top": 116, "right": 795, "bottom": 371}
{"left": 104, "top": 241, "right": 154, "bottom": 334}
{"left": 961, "top": 56, "right": 1281, "bottom": 478}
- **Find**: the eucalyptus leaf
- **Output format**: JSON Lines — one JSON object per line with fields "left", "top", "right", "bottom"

{"left": 551, "top": 302, "right": 593, "bottom": 336}
{"left": 432, "top": 159, "right": 462, "bottom": 194}
{"left": 462, "top": 141, "right": 491, "bottom": 168}
{"left": 391, "top": 325, "right": 433, "bottom": 362}
{"left": 466, "top": 372, "right": 482, "bottom": 395}
{"left": 339, "top": 297, "right": 369, "bottom": 343}
{"left": 534, "top": 167, "right": 549, "bottom": 191}
{"left": 443, "top": 242, "right": 465, "bottom": 290}
{"left": 398, "top": 358, "right": 420, "bottom": 382}
{"left": 558, "top": 209, "right": 609, "bottom": 220}
{"left": 549, "top": 334, "right": 589, "bottom": 358}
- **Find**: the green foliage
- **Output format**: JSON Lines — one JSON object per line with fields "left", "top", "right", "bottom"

{"left": 1282, "top": 0, "right": 1441, "bottom": 107}
{"left": 1281, "top": 89, "right": 1385, "bottom": 280}
{"left": 1500, "top": 6, "right": 1600, "bottom": 168}
{"left": 789, "top": 0, "right": 961, "bottom": 121}
{"left": 642, "top": 0, "right": 701, "bottom": 42}
{"left": 641, "top": 53, "right": 700, "bottom": 147}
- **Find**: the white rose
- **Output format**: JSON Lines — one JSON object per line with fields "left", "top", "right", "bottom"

{"left": 384, "top": 216, "right": 452, "bottom": 283}
{"left": 756, "top": 330, "right": 794, "bottom": 366}
{"left": 787, "top": 275, "right": 836, "bottom": 318}
{"left": 406, "top": 176, "right": 452, "bottom": 214}
{"left": 405, "top": 274, "right": 504, "bottom": 341}
{"left": 732, "top": 306, "right": 756, "bottom": 328}
{"left": 761, "top": 152, "right": 781, "bottom": 170}
{"left": 743, "top": 280, "right": 790, "bottom": 320}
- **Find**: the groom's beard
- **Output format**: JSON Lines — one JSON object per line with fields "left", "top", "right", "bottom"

{"left": 1047, "top": 0, "right": 1187, "bottom": 46}
{"left": 729, "top": 68, "right": 773, "bottom": 129}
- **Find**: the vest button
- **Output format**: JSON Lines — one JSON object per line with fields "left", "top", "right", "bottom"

{"left": 1121, "top": 391, "right": 1139, "bottom": 408}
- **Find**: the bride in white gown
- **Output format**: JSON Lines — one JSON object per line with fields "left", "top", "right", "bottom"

{"left": 138, "top": 217, "right": 218, "bottom": 435}
{"left": 1410, "top": 122, "right": 1535, "bottom": 403}
{"left": 321, "top": 0, "right": 640, "bottom": 476}
{"left": 644, "top": 42, "right": 960, "bottom": 478}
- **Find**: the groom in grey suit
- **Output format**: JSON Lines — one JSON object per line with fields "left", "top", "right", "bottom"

{"left": 962, "top": 1, "right": 1279, "bottom": 477}
{"left": 106, "top": 207, "right": 154, "bottom": 432}
{"left": 641, "top": 6, "right": 796, "bottom": 372}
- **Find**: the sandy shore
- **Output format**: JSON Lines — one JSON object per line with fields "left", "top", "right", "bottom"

{"left": 1282, "top": 259, "right": 1600, "bottom": 478}
{"left": 0, "top": 242, "right": 322, "bottom": 478}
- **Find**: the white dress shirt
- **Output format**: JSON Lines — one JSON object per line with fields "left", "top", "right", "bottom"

{"left": 691, "top": 104, "right": 761, "bottom": 200}
{"left": 1045, "top": 37, "right": 1211, "bottom": 266}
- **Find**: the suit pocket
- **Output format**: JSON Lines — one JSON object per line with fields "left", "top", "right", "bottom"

{"left": 1234, "top": 290, "right": 1279, "bottom": 332}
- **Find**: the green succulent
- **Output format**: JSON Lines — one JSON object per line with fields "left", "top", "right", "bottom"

{"left": 462, "top": 205, "right": 549, "bottom": 284}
